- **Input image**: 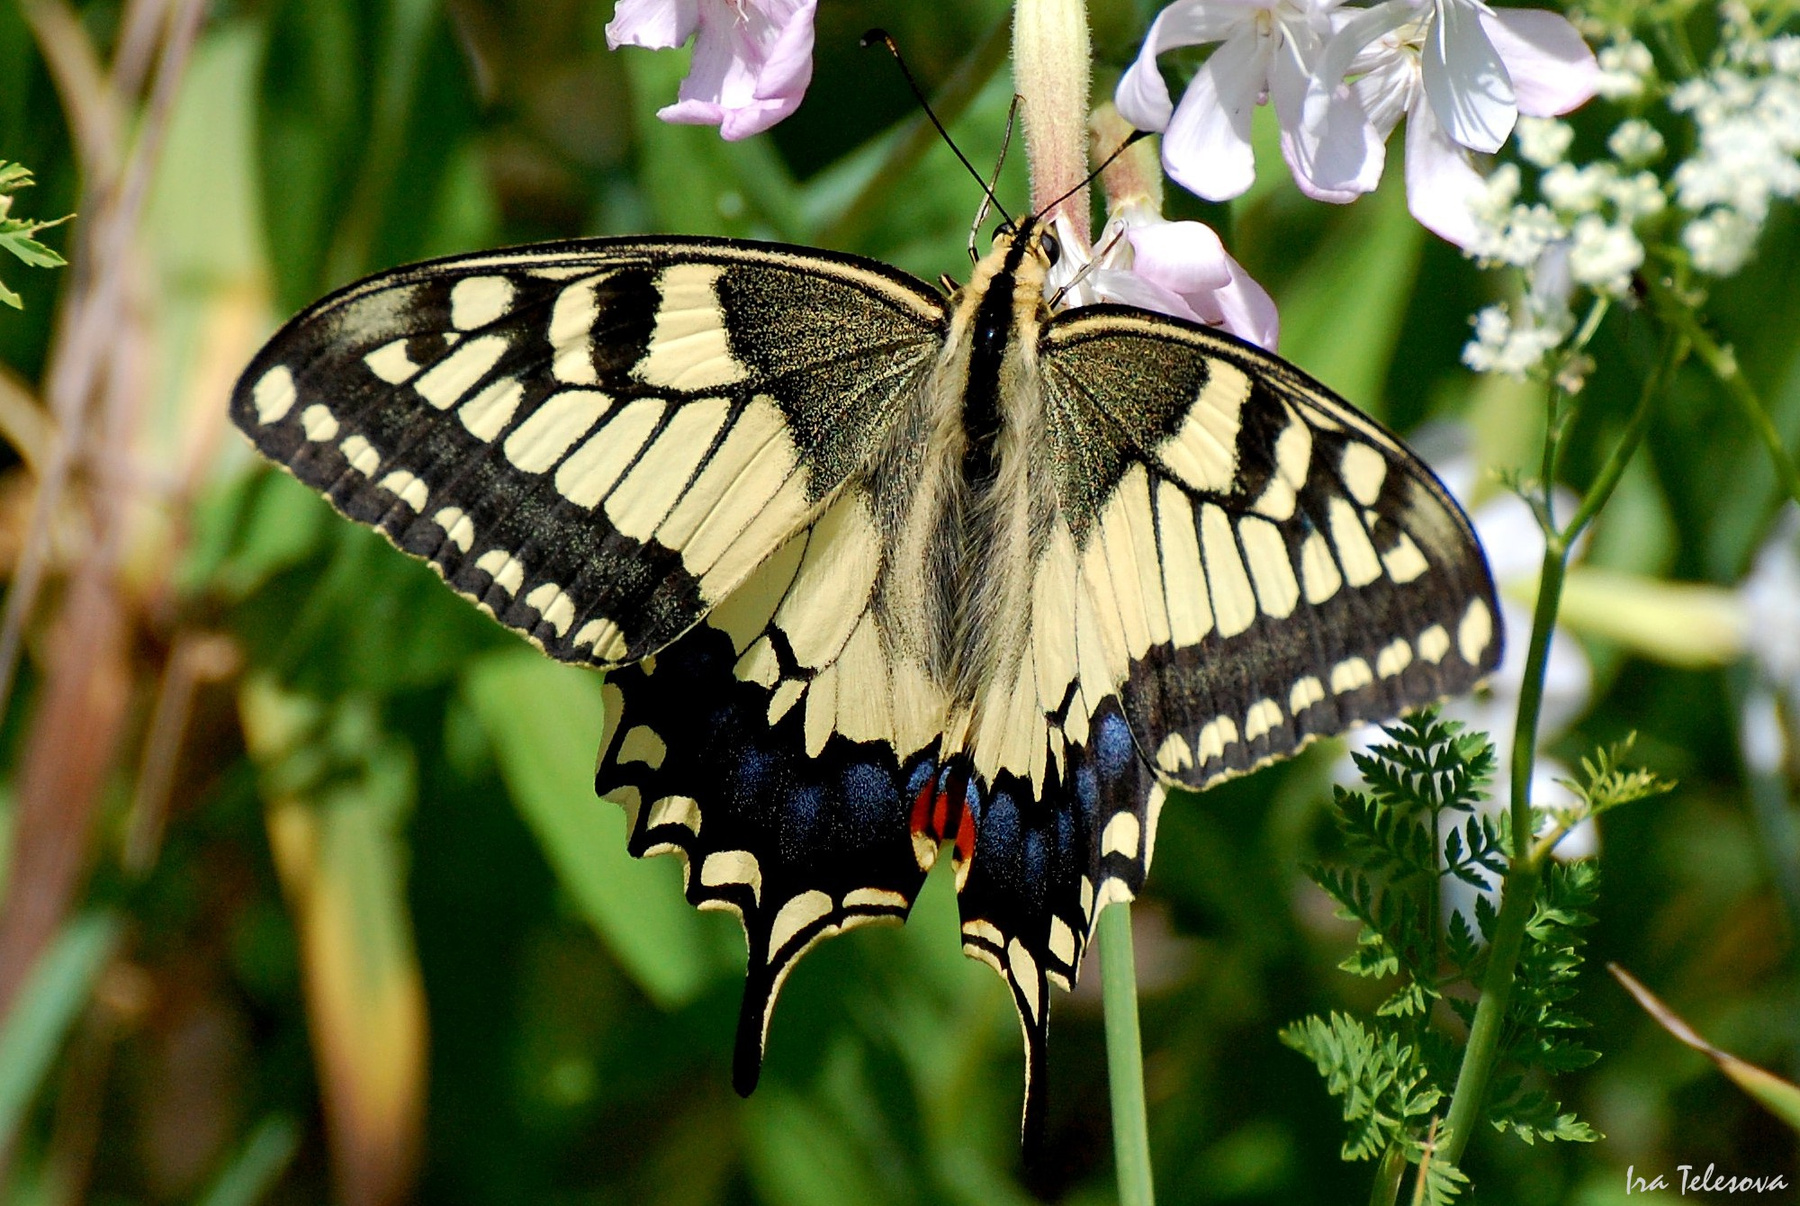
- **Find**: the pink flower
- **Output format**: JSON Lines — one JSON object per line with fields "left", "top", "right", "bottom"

{"left": 1114, "top": 0, "right": 1383, "bottom": 204}
{"left": 1048, "top": 205, "right": 1281, "bottom": 350}
{"left": 606, "top": 0, "right": 817, "bottom": 141}
{"left": 1312, "top": 0, "right": 1599, "bottom": 245}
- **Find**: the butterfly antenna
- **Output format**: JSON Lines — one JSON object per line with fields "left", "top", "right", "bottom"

{"left": 968, "top": 95, "right": 1021, "bottom": 263}
{"left": 1029, "top": 128, "right": 1153, "bottom": 226}
{"left": 862, "top": 29, "right": 1014, "bottom": 232}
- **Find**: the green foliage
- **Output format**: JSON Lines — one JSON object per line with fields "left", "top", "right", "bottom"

{"left": 1283, "top": 710, "right": 1668, "bottom": 1201}
{"left": 1551, "top": 735, "right": 1675, "bottom": 835}
{"left": 0, "top": 161, "right": 69, "bottom": 308}
{"left": 1279, "top": 1013, "right": 1443, "bottom": 1163}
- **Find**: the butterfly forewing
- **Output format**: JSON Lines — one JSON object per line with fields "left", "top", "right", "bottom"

{"left": 231, "top": 238, "right": 945, "bottom": 668}
{"left": 1040, "top": 308, "right": 1499, "bottom": 791}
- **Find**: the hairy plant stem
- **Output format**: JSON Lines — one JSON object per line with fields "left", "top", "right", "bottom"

{"left": 1439, "top": 326, "right": 1680, "bottom": 1168}
{"left": 1100, "top": 903, "right": 1155, "bottom": 1206}
{"left": 1646, "top": 278, "right": 1800, "bottom": 511}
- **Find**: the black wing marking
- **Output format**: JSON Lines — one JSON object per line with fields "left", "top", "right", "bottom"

{"left": 1037, "top": 306, "right": 1501, "bottom": 793}
{"left": 229, "top": 237, "right": 945, "bottom": 668}
{"left": 595, "top": 485, "right": 949, "bottom": 1095}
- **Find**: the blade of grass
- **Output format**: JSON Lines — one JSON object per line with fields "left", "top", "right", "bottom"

{"left": 0, "top": 913, "right": 117, "bottom": 1160}
{"left": 1609, "top": 964, "right": 1800, "bottom": 1131}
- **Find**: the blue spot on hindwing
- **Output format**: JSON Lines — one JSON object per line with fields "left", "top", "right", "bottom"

{"left": 1097, "top": 710, "right": 1134, "bottom": 778}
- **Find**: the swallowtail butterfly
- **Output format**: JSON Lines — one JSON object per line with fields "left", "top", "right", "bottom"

{"left": 230, "top": 219, "right": 1500, "bottom": 1140}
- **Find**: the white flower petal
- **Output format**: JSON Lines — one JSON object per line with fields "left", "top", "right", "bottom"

{"left": 1090, "top": 268, "right": 1204, "bottom": 322}
{"left": 1403, "top": 96, "right": 1487, "bottom": 247}
{"left": 1422, "top": 0, "right": 1516, "bottom": 154}
{"left": 1207, "top": 252, "right": 1280, "bottom": 349}
{"left": 1162, "top": 27, "right": 1266, "bottom": 201}
{"left": 1313, "top": 0, "right": 1416, "bottom": 97}
{"left": 1115, "top": 0, "right": 1260, "bottom": 131}
{"left": 1481, "top": 8, "right": 1599, "bottom": 118}
{"left": 1278, "top": 43, "right": 1384, "bottom": 201}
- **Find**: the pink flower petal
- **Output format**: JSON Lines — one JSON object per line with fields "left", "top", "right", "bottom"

{"left": 1421, "top": 0, "right": 1515, "bottom": 154}
{"left": 752, "top": 0, "right": 816, "bottom": 100}
{"left": 1481, "top": 8, "right": 1598, "bottom": 117}
{"left": 1204, "top": 252, "right": 1280, "bottom": 349}
{"left": 1403, "top": 95, "right": 1485, "bottom": 247}
{"left": 1090, "top": 268, "right": 1203, "bottom": 322}
{"left": 663, "top": 0, "right": 816, "bottom": 141}
{"left": 606, "top": 0, "right": 699, "bottom": 50}
{"left": 1115, "top": 0, "right": 1258, "bottom": 130}
{"left": 1124, "top": 220, "right": 1234, "bottom": 294}
{"left": 1162, "top": 27, "right": 1266, "bottom": 201}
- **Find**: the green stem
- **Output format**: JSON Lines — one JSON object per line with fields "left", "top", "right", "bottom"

{"left": 1647, "top": 277, "right": 1800, "bottom": 511}
{"left": 1100, "top": 902, "right": 1155, "bottom": 1206}
{"left": 1441, "top": 325, "right": 1679, "bottom": 1167}
{"left": 1369, "top": 1142, "right": 1407, "bottom": 1206}
{"left": 1440, "top": 861, "right": 1540, "bottom": 1165}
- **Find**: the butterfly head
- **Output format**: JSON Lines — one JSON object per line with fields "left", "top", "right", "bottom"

{"left": 990, "top": 216, "right": 1062, "bottom": 271}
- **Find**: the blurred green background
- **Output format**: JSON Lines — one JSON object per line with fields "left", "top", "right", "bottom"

{"left": 0, "top": 1, "right": 1796, "bottom": 1203}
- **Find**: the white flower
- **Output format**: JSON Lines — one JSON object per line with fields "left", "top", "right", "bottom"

{"left": 1683, "top": 207, "right": 1759, "bottom": 275}
{"left": 1741, "top": 504, "right": 1800, "bottom": 701}
{"left": 1114, "top": 0, "right": 1383, "bottom": 204}
{"left": 1566, "top": 213, "right": 1642, "bottom": 296}
{"left": 1608, "top": 119, "right": 1666, "bottom": 165}
{"left": 1515, "top": 115, "right": 1573, "bottom": 168}
{"left": 606, "top": 0, "right": 817, "bottom": 141}
{"left": 1541, "top": 161, "right": 1616, "bottom": 214}
{"left": 1462, "top": 298, "right": 1570, "bottom": 376}
{"left": 1594, "top": 39, "right": 1655, "bottom": 100}
{"left": 1606, "top": 170, "right": 1667, "bottom": 224}
{"left": 1465, "top": 165, "right": 1566, "bottom": 267}
{"left": 1048, "top": 202, "right": 1281, "bottom": 350}
{"left": 1309, "top": 0, "right": 1600, "bottom": 247}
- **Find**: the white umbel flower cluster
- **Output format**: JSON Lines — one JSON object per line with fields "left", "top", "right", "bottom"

{"left": 1464, "top": 3, "right": 1800, "bottom": 379}
{"left": 1668, "top": 7, "right": 1800, "bottom": 273}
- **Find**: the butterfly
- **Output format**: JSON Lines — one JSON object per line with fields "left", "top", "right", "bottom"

{"left": 230, "top": 216, "right": 1500, "bottom": 1142}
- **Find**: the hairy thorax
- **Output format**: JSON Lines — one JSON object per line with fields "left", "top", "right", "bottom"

{"left": 872, "top": 229, "right": 1056, "bottom": 714}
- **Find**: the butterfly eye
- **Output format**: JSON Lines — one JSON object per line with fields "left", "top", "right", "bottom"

{"left": 1039, "top": 231, "right": 1061, "bottom": 267}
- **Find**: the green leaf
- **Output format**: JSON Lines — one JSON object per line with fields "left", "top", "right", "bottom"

{"left": 1488, "top": 1085, "right": 1601, "bottom": 1144}
{"left": 0, "top": 913, "right": 118, "bottom": 1152}
{"left": 192, "top": 1116, "right": 302, "bottom": 1206}
{"left": 0, "top": 229, "right": 66, "bottom": 268}
{"left": 461, "top": 649, "right": 726, "bottom": 1008}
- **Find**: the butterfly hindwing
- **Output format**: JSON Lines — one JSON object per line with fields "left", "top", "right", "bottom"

{"left": 230, "top": 237, "right": 946, "bottom": 669}
{"left": 595, "top": 484, "right": 950, "bottom": 1094}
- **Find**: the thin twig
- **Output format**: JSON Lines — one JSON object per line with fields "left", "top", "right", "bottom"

{"left": 1647, "top": 277, "right": 1800, "bottom": 512}
{"left": 18, "top": 0, "right": 126, "bottom": 184}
